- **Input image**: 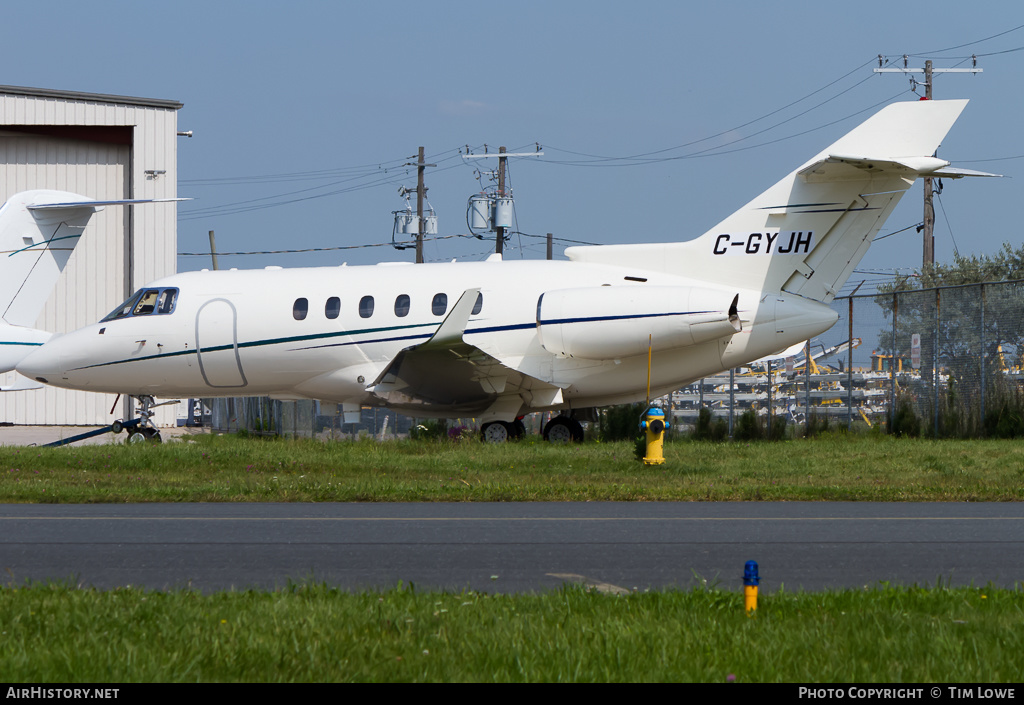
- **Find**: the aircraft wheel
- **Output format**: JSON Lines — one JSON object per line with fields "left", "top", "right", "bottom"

{"left": 481, "top": 421, "right": 513, "bottom": 443}
{"left": 126, "top": 428, "right": 162, "bottom": 444}
{"left": 543, "top": 416, "right": 584, "bottom": 444}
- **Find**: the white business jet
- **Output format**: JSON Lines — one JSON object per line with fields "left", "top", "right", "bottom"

{"left": 0, "top": 190, "right": 183, "bottom": 391}
{"left": 17, "top": 99, "right": 989, "bottom": 442}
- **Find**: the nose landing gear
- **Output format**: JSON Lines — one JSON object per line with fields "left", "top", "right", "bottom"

{"left": 115, "top": 395, "right": 179, "bottom": 444}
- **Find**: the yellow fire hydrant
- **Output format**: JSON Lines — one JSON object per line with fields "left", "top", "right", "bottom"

{"left": 639, "top": 407, "right": 667, "bottom": 465}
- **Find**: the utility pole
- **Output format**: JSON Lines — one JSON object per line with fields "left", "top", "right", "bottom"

{"left": 413, "top": 147, "right": 436, "bottom": 264}
{"left": 546, "top": 233, "right": 553, "bottom": 260}
{"left": 416, "top": 147, "right": 425, "bottom": 264}
{"left": 462, "top": 145, "right": 543, "bottom": 256}
{"left": 875, "top": 55, "right": 982, "bottom": 268}
{"left": 922, "top": 61, "right": 935, "bottom": 266}
{"left": 495, "top": 147, "right": 507, "bottom": 256}
{"left": 208, "top": 230, "right": 220, "bottom": 270}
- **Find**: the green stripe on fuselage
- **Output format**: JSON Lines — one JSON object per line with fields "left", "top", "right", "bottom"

{"left": 71, "top": 320, "right": 442, "bottom": 371}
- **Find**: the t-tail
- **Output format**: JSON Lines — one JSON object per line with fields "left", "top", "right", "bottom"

{"left": 566, "top": 99, "right": 994, "bottom": 302}
{"left": 0, "top": 190, "right": 183, "bottom": 380}
{"left": 0, "top": 190, "right": 104, "bottom": 377}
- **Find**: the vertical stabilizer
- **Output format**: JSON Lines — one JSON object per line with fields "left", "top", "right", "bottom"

{"left": 566, "top": 100, "right": 972, "bottom": 302}
{"left": 0, "top": 190, "right": 102, "bottom": 328}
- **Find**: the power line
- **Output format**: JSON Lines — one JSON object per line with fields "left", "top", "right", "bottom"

{"left": 178, "top": 234, "right": 467, "bottom": 257}
{"left": 904, "top": 23, "right": 1024, "bottom": 56}
{"left": 874, "top": 222, "right": 925, "bottom": 242}
{"left": 514, "top": 231, "right": 600, "bottom": 246}
{"left": 543, "top": 58, "right": 878, "bottom": 165}
{"left": 542, "top": 87, "right": 906, "bottom": 167}
{"left": 955, "top": 153, "right": 1024, "bottom": 164}
{"left": 178, "top": 155, "right": 468, "bottom": 221}
{"left": 935, "top": 192, "right": 959, "bottom": 258}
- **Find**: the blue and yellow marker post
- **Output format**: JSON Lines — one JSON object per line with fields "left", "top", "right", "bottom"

{"left": 743, "top": 560, "right": 760, "bottom": 614}
{"left": 640, "top": 407, "right": 667, "bottom": 465}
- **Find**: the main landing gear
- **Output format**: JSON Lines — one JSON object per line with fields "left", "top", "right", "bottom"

{"left": 480, "top": 418, "right": 526, "bottom": 443}
{"left": 542, "top": 415, "right": 584, "bottom": 444}
{"left": 480, "top": 415, "right": 585, "bottom": 443}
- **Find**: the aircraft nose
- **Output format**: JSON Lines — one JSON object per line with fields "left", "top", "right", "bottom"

{"left": 16, "top": 341, "right": 64, "bottom": 384}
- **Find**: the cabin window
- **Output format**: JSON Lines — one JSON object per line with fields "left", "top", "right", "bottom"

{"left": 293, "top": 298, "right": 308, "bottom": 321}
{"left": 359, "top": 295, "right": 375, "bottom": 318}
{"left": 394, "top": 294, "right": 410, "bottom": 317}
{"left": 431, "top": 293, "right": 448, "bottom": 316}
{"left": 472, "top": 293, "right": 483, "bottom": 315}
{"left": 325, "top": 297, "right": 340, "bottom": 319}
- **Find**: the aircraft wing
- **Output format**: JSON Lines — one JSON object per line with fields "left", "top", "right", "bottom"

{"left": 369, "top": 289, "right": 564, "bottom": 413}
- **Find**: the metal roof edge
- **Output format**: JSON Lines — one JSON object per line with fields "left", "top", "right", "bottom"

{"left": 0, "top": 84, "right": 183, "bottom": 110}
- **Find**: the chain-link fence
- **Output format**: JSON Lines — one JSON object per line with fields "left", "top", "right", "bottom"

{"left": 674, "top": 280, "right": 1024, "bottom": 438}
{"left": 197, "top": 398, "right": 419, "bottom": 440}
{"left": 192, "top": 280, "right": 1024, "bottom": 439}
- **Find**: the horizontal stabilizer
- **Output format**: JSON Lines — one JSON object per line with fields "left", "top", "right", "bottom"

{"left": 28, "top": 197, "right": 190, "bottom": 211}
{"left": 931, "top": 166, "right": 1002, "bottom": 179}
{"left": 0, "top": 371, "right": 43, "bottom": 391}
{"left": 799, "top": 154, "right": 950, "bottom": 181}
{"left": 799, "top": 154, "right": 1002, "bottom": 182}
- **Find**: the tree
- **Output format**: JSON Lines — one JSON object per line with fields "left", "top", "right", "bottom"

{"left": 874, "top": 243, "right": 1024, "bottom": 436}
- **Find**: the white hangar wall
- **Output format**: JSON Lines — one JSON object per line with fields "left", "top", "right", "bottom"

{"left": 0, "top": 86, "right": 182, "bottom": 426}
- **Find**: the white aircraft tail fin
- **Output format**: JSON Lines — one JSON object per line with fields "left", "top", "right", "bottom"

{"left": 567, "top": 99, "right": 976, "bottom": 302}
{"left": 0, "top": 190, "right": 105, "bottom": 328}
{"left": 0, "top": 190, "right": 186, "bottom": 378}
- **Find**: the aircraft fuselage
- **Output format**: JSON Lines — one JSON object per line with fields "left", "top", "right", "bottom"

{"left": 17, "top": 258, "right": 837, "bottom": 419}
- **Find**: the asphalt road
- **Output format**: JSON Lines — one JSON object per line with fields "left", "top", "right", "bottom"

{"left": 1, "top": 502, "right": 1021, "bottom": 593}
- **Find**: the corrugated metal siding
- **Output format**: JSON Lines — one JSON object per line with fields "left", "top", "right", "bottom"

{"left": 0, "top": 90, "right": 179, "bottom": 427}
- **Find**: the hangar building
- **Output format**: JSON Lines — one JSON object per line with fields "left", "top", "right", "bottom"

{"left": 0, "top": 85, "right": 183, "bottom": 426}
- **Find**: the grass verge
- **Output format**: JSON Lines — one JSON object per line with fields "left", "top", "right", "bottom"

{"left": 1, "top": 582, "right": 1020, "bottom": 682}
{"left": 1, "top": 433, "right": 1023, "bottom": 502}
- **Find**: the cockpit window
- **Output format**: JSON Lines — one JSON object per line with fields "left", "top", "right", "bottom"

{"left": 102, "top": 287, "right": 179, "bottom": 322}
{"left": 103, "top": 291, "right": 143, "bottom": 321}
{"left": 133, "top": 290, "right": 160, "bottom": 316}
{"left": 157, "top": 289, "right": 177, "bottom": 314}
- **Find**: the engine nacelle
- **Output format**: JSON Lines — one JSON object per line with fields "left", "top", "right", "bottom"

{"left": 536, "top": 285, "right": 741, "bottom": 360}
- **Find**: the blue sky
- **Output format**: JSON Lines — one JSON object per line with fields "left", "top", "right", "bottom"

{"left": 4, "top": 1, "right": 1023, "bottom": 293}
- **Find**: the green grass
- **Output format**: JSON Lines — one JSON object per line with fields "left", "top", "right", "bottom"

{"left": 3, "top": 435, "right": 1021, "bottom": 683}
{"left": 1, "top": 582, "right": 1020, "bottom": 682}
{"left": 1, "top": 433, "right": 1023, "bottom": 502}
